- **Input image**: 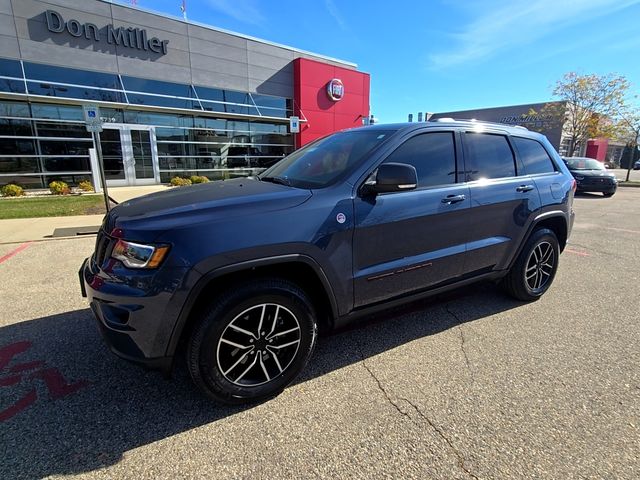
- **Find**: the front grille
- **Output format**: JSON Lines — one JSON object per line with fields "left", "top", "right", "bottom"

{"left": 582, "top": 176, "right": 614, "bottom": 185}
{"left": 93, "top": 231, "right": 114, "bottom": 268}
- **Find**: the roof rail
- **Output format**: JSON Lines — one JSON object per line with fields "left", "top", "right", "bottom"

{"left": 430, "top": 117, "right": 529, "bottom": 130}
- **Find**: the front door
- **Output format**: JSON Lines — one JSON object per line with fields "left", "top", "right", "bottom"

{"left": 352, "top": 130, "right": 470, "bottom": 307}
{"left": 101, "top": 126, "right": 158, "bottom": 186}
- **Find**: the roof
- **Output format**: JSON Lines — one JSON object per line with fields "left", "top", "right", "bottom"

{"left": 361, "top": 119, "right": 538, "bottom": 134}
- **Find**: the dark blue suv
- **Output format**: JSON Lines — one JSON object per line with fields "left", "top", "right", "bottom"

{"left": 80, "top": 121, "right": 576, "bottom": 404}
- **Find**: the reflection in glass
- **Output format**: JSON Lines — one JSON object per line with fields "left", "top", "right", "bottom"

{"left": 42, "top": 156, "right": 90, "bottom": 172}
{"left": 0, "top": 158, "right": 40, "bottom": 174}
{"left": 100, "top": 129, "right": 125, "bottom": 180}
{"left": 131, "top": 130, "right": 154, "bottom": 179}
{"left": 23, "top": 63, "right": 123, "bottom": 90}
{"left": 27, "top": 81, "right": 127, "bottom": 103}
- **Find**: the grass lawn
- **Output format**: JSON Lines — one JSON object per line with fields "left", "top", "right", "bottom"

{"left": 0, "top": 195, "right": 106, "bottom": 219}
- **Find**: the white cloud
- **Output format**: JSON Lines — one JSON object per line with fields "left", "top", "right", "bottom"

{"left": 205, "top": 0, "right": 265, "bottom": 26}
{"left": 428, "top": 0, "right": 640, "bottom": 69}
{"left": 325, "top": 0, "right": 348, "bottom": 31}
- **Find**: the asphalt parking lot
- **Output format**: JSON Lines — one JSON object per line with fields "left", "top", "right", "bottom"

{"left": 1, "top": 188, "right": 639, "bottom": 479}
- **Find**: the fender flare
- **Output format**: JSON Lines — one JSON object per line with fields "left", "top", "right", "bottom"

{"left": 164, "top": 254, "right": 339, "bottom": 358}
{"left": 507, "top": 210, "right": 568, "bottom": 271}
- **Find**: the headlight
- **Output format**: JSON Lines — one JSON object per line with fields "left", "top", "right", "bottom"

{"left": 111, "top": 240, "right": 169, "bottom": 269}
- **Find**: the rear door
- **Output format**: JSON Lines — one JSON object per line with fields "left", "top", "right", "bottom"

{"left": 461, "top": 131, "right": 541, "bottom": 274}
{"left": 353, "top": 130, "right": 470, "bottom": 307}
{"left": 511, "top": 135, "right": 566, "bottom": 208}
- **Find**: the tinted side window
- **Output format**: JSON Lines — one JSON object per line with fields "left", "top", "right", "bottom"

{"left": 383, "top": 132, "right": 456, "bottom": 187}
{"left": 512, "top": 137, "right": 557, "bottom": 175}
{"left": 465, "top": 133, "right": 515, "bottom": 181}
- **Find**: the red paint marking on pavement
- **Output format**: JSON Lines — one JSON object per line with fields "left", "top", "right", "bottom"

{"left": 0, "top": 242, "right": 32, "bottom": 265}
{"left": 0, "top": 389, "right": 36, "bottom": 422}
{"left": 10, "top": 360, "right": 46, "bottom": 373}
{"left": 0, "top": 341, "right": 32, "bottom": 370}
{"left": 565, "top": 248, "right": 590, "bottom": 257}
{"left": 31, "top": 368, "right": 90, "bottom": 400}
{"left": 0, "top": 374, "right": 22, "bottom": 387}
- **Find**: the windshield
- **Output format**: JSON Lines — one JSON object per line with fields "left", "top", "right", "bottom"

{"left": 565, "top": 158, "right": 606, "bottom": 170}
{"left": 259, "top": 130, "right": 394, "bottom": 188}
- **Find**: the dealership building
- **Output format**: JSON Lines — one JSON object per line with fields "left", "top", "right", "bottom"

{"left": 430, "top": 102, "right": 626, "bottom": 164}
{"left": 0, "top": 0, "right": 370, "bottom": 189}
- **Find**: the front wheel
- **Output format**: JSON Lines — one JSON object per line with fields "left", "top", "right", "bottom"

{"left": 603, "top": 191, "right": 615, "bottom": 197}
{"left": 503, "top": 228, "right": 560, "bottom": 302}
{"left": 187, "top": 278, "right": 318, "bottom": 404}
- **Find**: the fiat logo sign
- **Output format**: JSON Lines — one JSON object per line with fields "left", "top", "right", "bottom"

{"left": 327, "top": 78, "right": 344, "bottom": 101}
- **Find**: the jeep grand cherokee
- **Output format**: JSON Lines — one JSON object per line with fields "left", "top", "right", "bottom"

{"left": 81, "top": 120, "right": 576, "bottom": 404}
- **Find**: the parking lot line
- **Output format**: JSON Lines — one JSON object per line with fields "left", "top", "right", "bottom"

{"left": 0, "top": 242, "right": 32, "bottom": 265}
{"left": 564, "top": 248, "right": 590, "bottom": 257}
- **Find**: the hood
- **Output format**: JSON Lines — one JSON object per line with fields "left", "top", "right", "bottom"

{"left": 107, "top": 178, "right": 312, "bottom": 236}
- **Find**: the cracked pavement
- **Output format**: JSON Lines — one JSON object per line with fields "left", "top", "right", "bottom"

{"left": 0, "top": 188, "right": 639, "bottom": 479}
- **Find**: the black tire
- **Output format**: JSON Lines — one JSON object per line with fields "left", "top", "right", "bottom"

{"left": 603, "top": 191, "right": 615, "bottom": 197}
{"left": 187, "top": 278, "right": 317, "bottom": 405}
{"left": 503, "top": 228, "right": 560, "bottom": 302}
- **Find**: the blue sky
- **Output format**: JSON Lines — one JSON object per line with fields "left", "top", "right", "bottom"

{"left": 128, "top": 0, "right": 640, "bottom": 122}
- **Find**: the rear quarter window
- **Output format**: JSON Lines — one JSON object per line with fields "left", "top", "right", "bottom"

{"left": 513, "top": 137, "right": 557, "bottom": 175}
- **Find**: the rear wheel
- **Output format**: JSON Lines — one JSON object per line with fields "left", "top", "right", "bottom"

{"left": 187, "top": 278, "right": 317, "bottom": 404}
{"left": 503, "top": 228, "right": 560, "bottom": 301}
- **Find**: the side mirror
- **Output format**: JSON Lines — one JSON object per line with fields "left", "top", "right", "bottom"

{"left": 361, "top": 162, "right": 418, "bottom": 195}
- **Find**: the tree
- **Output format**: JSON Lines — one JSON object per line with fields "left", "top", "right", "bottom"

{"left": 551, "top": 73, "right": 629, "bottom": 157}
{"left": 615, "top": 104, "right": 640, "bottom": 181}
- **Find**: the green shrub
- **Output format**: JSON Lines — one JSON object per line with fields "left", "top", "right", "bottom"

{"left": 190, "top": 175, "right": 210, "bottom": 184}
{"left": 170, "top": 176, "right": 192, "bottom": 187}
{"left": 49, "top": 180, "right": 70, "bottom": 195}
{"left": 78, "top": 180, "right": 94, "bottom": 192}
{"left": 1, "top": 184, "right": 25, "bottom": 197}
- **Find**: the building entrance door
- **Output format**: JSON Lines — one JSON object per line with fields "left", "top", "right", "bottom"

{"left": 100, "top": 126, "right": 159, "bottom": 186}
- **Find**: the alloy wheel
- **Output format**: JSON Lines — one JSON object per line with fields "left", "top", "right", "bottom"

{"left": 524, "top": 241, "right": 555, "bottom": 293}
{"left": 216, "top": 303, "right": 301, "bottom": 387}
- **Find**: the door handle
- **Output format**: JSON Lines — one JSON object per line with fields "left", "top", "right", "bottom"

{"left": 441, "top": 194, "right": 466, "bottom": 204}
{"left": 516, "top": 185, "right": 534, "bottom": 192}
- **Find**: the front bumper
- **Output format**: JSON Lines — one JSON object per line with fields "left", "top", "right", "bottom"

{"left": 575, "top": 179, "right": 617, "bottom": 193}
{"left": 80, "top": 255, "right": 188, "bottom": 373}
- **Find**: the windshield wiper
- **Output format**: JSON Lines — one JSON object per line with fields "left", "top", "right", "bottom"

{"left": 261, "top": 176, "right": 291, "bottom": 186}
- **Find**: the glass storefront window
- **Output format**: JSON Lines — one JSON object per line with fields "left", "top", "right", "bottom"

{"left": 26, "top": 81, "right": 127, "bottom": 103}
{"left": 0, "top": 158, "right": 41, "bottom": 174}
{"left": 0, "top": 78, "right": 26, "bottom": 94}
{"left": 30, "top": 103, "right": 83, "bottom": 121}
{"left": 33, "top": 122, "right": 91, "bottom": 138}
{"left": 124, "top": 110, "right": 194, "bottom": 128}
{"left": 42, "top": 156, "right": 90, "bottom": 172}
{"left": 0, "top": 58, "right": 23, "bottom": 78}
{"left": 0, "top": 175, "right": 47, "bottom": 189}
{"left": 122, "top": 77, "right": 195, "bottom": 97}
{"left": 1, "top": 94, "right": 293, "bottom": 189}
{"left": 0, "top": 138, "right": 36, "bottom": 155}
{"left": 38, "top": 139, "right": 90, "bottom": 156}
{"left": 0, "top": 59, "right": 26, "bottom": 94}
{"left": 23, "top": 63, "right": 123, "bottom": 90}
{"left": 0, "top": 119, "right": 33, "bottom": 136}
{"left": 122, "top": 77, "right": 201, "bottom": 110}
{"left": 0, "top": 102, "right": 30, "bottom": 118}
